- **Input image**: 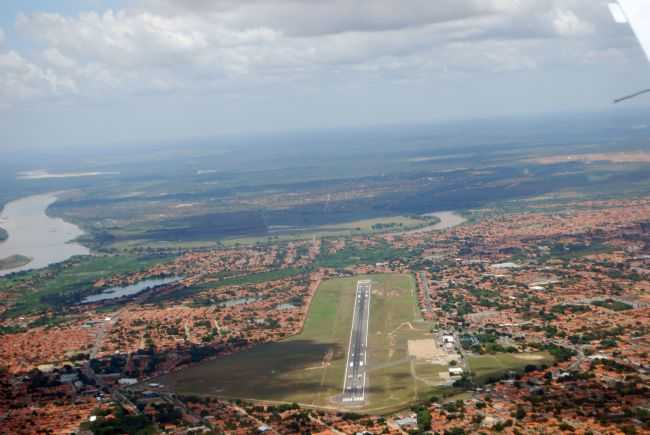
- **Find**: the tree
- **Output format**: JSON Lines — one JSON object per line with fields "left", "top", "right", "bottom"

{"left": 515, "top": 406, "right": 526, "bottom": 420}
{"left": 416, "top": 406, "right": 432, "bottom": 431}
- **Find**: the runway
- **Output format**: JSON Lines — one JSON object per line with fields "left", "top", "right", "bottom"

{"left": 342, "top": 279, "right": 372, "bottom": 403}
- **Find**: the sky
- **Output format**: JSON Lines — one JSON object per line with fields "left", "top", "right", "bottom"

{"left": 1, "top": 0, "right": 650, "bottom": 151}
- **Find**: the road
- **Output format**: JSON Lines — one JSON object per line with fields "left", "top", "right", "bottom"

{"left": 342, "top": 280, "right": 372, "bottom": 403}
{"left": 418, "top": 271, "right": 432, "bottom": 313}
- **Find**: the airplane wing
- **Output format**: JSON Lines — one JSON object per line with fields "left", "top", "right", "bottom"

{"left": 609, "top": 1, "right": 650, "bottom": 103}
{"left": 610, "top": 0, "right": 650, "bottom": 62}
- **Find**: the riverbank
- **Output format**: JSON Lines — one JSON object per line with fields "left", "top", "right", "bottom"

{"left": 387, "top": 211, "right": 466, "bottom": 236}
{"left": 0, "top": 193, "right": 90, "bottom": 276}
{"left": 0, "top": 255, "right": 32, "bottom": 271}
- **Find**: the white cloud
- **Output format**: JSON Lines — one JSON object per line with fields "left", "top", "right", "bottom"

{"left": 43, "top": 48, "right": 77, "bottom": 70}
{"left": 0, "top": 50, "right": 77, "bottom": 105}
{"left": 550, "top": 8, "right": 595, "bottom": 36}
{"left": 145, "top": 0, "right": 504, "bottom": 35}
{"left": 0, "top": 0, "right": 641, "bottom": 107}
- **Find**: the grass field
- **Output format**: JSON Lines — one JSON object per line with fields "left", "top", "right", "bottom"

{"left": 156, "top": 273, "right": 447, "bottom": 413}
{"left": 107, "top": 216, "right": 428, "bottom": 250}
{"left": 220, "top": 216, "right": 429, "bottom": 247}
{"left": 468, "top": 352, "right": 553, "bottom": 381}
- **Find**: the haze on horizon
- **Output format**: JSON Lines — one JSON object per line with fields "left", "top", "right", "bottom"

{"left": 1, "top": 0, "right": 650, "bottom": 152}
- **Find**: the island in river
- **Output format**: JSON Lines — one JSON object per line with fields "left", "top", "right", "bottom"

{"left": 0, "top": 193, "right": 90, "bottom": 276}
{"left": 0, "top": 255, "right": 32, "bottom": 271}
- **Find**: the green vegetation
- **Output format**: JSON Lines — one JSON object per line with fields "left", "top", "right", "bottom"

{"left": 568, "top": 326, "right": 624, "bottom": 346}
{"left": 0, "top": 325, "right": 27, "bottom": 335}
{"left": 220, "top": 215, "right": 429, "bottom": 247}
{"left": 1, "top": 254, "right": 172, "bottom": 317}
{"left": 468, "top": 353, "right": 553, "bottom": 382}
{"left": 551, "top": 304, "right": 591, "bottom": 315}
{"left": 35, "top": 119, "right": 650, "bottom": 251}
{"left": 157, "top": 273, "right": 443, "bottom": 413}
{"left": 80, "top": 406, "right": 156, "bottom": 435}
{"left": 591, "top": 299, "right": 633, "bottom": 311}
{"left": 157, "top": 273, "right": 362, "bottom": 407}
{"left": 316, "top": 243, "right": 410, "bottom": 269}
{"left": 0, "top": 227, "right": 7, "bottom": 242}
{"left": 416, "top": 405, "right": 432, "bottom": 430}
{"left": 211, "top": 267, "right": 305, "bottom": 287}
{"left": 461, "top": 331, "right": 503, "bottom": 353}
{"left": 546, "top": 242, "right": 611, "bottom": 259}
{"left": 532, "top": 343, "right": 576, "bottom": 362}
{"left": 0, "top": 254, "right": 31, "bottom": 271}
{"left": 150, "top": 267, "right": 306, "bottom": 303}
{"left": 325, "top": 216, "right": 428, "bottom": 232}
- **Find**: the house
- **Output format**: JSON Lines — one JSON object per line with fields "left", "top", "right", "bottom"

{"left": 449, "top": 367, "right": 464, "bottom": 377}
{"left": 394, "top": 416, "right": 417, "bottom": 428}
{"left": 118, "top": 377, "right": 138, "bottom": 386}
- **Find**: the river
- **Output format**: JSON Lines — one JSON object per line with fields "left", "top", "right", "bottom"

{"left": 0, "top": 193, "right": 90, "bottom": 276}
{"left": 420, "top": 211, "right": 467, "bottom": 229}
{"left": 394, "top": 211, "right": 467, "bottom": 236}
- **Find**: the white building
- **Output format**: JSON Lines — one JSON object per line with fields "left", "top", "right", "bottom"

{"left": 118, "top": 378, "right": 138, "bottom": 386}
{"left": 449, "top": 367, "right": 464, "bottom": 376}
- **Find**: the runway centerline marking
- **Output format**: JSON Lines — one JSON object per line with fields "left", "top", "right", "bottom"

{"left": 342, "top": 279, "right": 372, "bottom": 403}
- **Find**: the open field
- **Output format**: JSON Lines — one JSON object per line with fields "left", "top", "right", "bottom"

{"left": 468, "top": 352, "right": 553, "bottom": 381}
{"left": 155, "top": 273, "right": 449, "bottom": 413}
{"left": 106, "top": 215, "right": 430, "bottom": 250}
{"left": 219, "top": 215, "right": 429, "bottom": 247}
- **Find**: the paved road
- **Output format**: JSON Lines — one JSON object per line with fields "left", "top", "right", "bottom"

{"left": 342, "top": 280, "right": 372, "bottom": 403}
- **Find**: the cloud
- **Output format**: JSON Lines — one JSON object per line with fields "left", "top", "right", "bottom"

{"left": 550, "top": 8, "right": 595, "bottom": 36}
{"left": 0, "top": 50, "right": 77, "bottom": 105}
{"left": 0, "top": 0, "right": 642, "bottom": 108}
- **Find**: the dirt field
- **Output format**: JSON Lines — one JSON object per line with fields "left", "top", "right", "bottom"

{"left": 408, "top": 339, "right": 438, "bottom": 360}
{"left": 408, "top": 338, "right": 459, "bottom": 365}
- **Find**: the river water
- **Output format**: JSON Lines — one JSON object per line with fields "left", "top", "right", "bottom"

{"left": 82, "top": 276, "right": 183, "bottom": 303}
{"left": 391, "top": 211, "right": 467, "bottom": 236}
{"left": 420, "top": 211, "right": 467, "bottom": 229}
{"left": 0, "top": 193, "right": 90, "bottom": 276}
